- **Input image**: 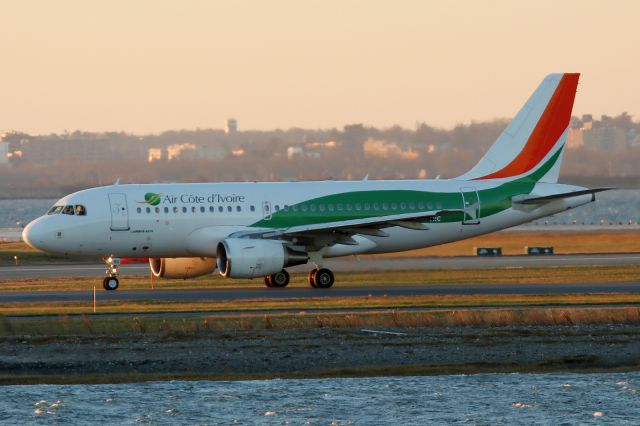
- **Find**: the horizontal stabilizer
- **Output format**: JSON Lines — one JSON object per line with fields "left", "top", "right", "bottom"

{"left": 513, "top": 187, "right": 614, "bottom": 205}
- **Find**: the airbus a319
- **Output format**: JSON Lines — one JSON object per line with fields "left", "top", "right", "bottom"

{"left": 23, "top": 73, "right": 609, "bottom": 290}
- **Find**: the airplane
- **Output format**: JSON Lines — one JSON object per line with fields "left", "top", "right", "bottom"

{"left": 22, "top": 73, "right": 611, "bottom": 291}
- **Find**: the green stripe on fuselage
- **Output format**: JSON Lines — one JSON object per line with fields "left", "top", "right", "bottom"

{"left": 252, "top": 146, "right": 562, "bottom": 229}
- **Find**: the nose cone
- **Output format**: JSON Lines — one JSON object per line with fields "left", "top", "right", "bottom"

{"left": 22, "top": 217, "right": 49, "bottom": 251}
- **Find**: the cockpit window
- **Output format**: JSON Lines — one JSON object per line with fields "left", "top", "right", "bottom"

{"left": 75, "top": 205, "right": 87, "bottom": 216}
{"left": 48, "top": 205, "right": 64, "bottom": 215}
{"left": 62, "top": 205, "right": 75, "bottom": 215}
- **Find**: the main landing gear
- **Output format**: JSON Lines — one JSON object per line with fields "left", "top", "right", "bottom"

{"left": 102, "top": 256, "right": 120, "bottom": 291}
{"left": 262, "top": 267, "right": 335, "bottom": 289}
{"left": 308, "top": 268, "right": 335, "bottom": 289}
{"left": 264, "top": 269, "right": 290, "bottom": 288}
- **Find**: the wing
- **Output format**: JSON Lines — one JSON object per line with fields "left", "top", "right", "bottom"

{"left": 230, "top": 209, "right": 464, "bottom": 250}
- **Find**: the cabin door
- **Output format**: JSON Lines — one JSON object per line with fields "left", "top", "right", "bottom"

{"left": 460, "top": 187, "right": 480, "bottom": 225}
{"left": 109, "top": 193, "right": 130, "bottom": 231}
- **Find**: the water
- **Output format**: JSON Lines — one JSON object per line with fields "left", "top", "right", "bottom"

{"left": 0, "top": 190, "right": 638, "bottom": 229}
{"left": 1, "top": 373, "right": 639, "bottom": 424}
{"left": 0, "top": 199, "right": 56, "bottom": 228}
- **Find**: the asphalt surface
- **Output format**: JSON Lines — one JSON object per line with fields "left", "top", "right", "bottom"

{"left": 2, "top": 253, "right": 640, "bottom": 281}
{"left": 2, "top": 281, "right": 640, "bottom": 303}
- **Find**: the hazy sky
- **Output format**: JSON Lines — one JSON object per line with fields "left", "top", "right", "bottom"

{"left": 1, "top": 0, "right": 639, "bottom": 134}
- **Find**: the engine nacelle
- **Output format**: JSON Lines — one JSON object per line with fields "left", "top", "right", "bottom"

{"left": 149, "top": 257, "right": 217, "bottom": 279}
{"left": 217, "top": 238, "right": 308, "bottom": 278}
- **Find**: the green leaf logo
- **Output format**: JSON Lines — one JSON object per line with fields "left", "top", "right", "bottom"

{"left": 137, "top": 192, "right": 163, "bottom": 206}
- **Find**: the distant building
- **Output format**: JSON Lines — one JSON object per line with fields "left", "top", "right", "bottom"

{"left": 167, "top": 143, "right": 196, "bottom": 160}
{"left": 0, "top": 141, "right": 8, "bottom": 164}
{"left": 148, "top": 148, "right": 164, "bottom": 162}
{"left": 287, "top": 146, "right": 304, "bottom": 159}
{"left": 198, "top": 144, "right": 228, "bottom": 160}
{"left": 583, "top": 127, "right": 628, "bottom": 152}
{"left": 225, "top": 118, "right": 237, "bottom": 134}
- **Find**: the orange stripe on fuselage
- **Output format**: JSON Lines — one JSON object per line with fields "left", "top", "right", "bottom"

{"left": 474, "top": 73, "right": 580, "bottom": 180}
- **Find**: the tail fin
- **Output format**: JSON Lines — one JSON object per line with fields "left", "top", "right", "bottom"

{"left": 457, "top": 73, "right": 579, "bottom": 183}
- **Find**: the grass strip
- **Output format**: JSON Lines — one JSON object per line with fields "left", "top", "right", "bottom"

{"left": 2, "top": 305, "right": 640, "bottom": 337}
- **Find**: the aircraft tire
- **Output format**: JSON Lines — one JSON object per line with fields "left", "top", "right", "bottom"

{"left": 314, "top": 268, "right": 334, "bottom": 289}
{"left": 270, "top": 269, "right": 290, "bottom": 288}
{"left": 308, "top": 269, "right": 319, "bottom": 288}
{"left": 264, "top": 276, "right": 273, "bottom": 287}
{"left": 103, "top": 276, "right": 119, "bottom": 291}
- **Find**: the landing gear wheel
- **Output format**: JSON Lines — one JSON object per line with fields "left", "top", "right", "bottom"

{"left": 269, "top": 269, "right": 290, "bottom": 288}
{"left": 308, "top": 268, "right": 319, "bottom": 288}
{"left": 314, "top": 268, "right": 334, "bottom": 289}
{"left": 103, "top": 276, "right": 119, "bottom": 291}
{"left": 264, "top": 276, "right": 273, "bottom": 287}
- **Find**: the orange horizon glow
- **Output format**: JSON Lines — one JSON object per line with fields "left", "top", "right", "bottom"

{"left": 1, "top": 0, "right": 639, "bottom": 135}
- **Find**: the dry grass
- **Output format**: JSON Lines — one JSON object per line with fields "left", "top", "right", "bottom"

{"left": 3, "top": 306, "right": 640, "bottom": 337}
{"left": 367, "top": 229, "right": 640, "bottom": 257}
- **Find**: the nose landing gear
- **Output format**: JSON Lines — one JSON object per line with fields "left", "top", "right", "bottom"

{"left": 102, "top": 256, "right": 120, "bottom": 290}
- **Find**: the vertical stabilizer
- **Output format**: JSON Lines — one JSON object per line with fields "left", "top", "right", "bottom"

{"left": 457, "top": 73, "right": 579, "bottom": 183}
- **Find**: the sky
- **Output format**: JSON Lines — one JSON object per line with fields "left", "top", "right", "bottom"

{"left": 1, "top": 0, "right": 639, "bottom": 134}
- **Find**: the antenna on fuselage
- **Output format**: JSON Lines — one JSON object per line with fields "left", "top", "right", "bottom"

{"left": 114, "top": 178, "right": 120, "bottom": 185}
{"left": 363, "top": 174, "right": 369, "bottom": 181}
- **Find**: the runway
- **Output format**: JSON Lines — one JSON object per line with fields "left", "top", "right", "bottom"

{"left": 3, "top": 281, "right": 640, "bottom": 303}
{"left": 1, "top": 253, "right": 640, "bottom": 281}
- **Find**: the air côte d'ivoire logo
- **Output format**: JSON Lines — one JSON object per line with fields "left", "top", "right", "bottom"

{"left": 137, "top": 193, "right": 163, "bottom": 206}
{"left": 137, "top": 192, "right": 246, "bottom": 205}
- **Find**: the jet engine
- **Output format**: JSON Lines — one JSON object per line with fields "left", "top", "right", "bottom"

{"left": 149, "top": 257, "right": 217, "bottom": 279}
{"left": 216, "top": 238, "right": 308, "bottom": 278}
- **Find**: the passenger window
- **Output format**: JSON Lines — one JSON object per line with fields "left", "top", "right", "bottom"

{"left": 209, "top": 206, "right": 214, "bottom": 213}
{"left": 200, "top": 206, "right": 205, "bottom": 213}
{"left": 409, "top": 202, "right": 416, "bottom": 210}
{"left": 355, "top": 203, "right": 362, "bottom": 211}
{"left": 75, "top": 205, "right": 87, "bottom": 216}
{"left": 250, "top": 205, "right": 255, "bottom": 212}
{"left": 346, "top": 204, "right": 353, "bottom": 211}
{"left": 219, "top": 206, "right": 224, "bottom": 212}
{"left": 337, "top": 204, "right": 343, "bottom": 211}
{"left": 364, "top": 203, "right": 370, "bottom": 211}
{"left": 227, "top": 206, "right": 232, "bottom": 212}
{"left": 236, "top": 205, "right": 241, "bottom": 212}
{"left": 292, "top": 205, "right": 298, "bottom": 212}
{"left": 418, "top": 202, "right": 425, "bottom": 209}
{"left": 382, "top": 202, "right": 388, "bottom": 211}
{"left": 192, "top": 206, "right": 197, "bottom": 213}
{"left": 310, "top": 204, "right": 317, "bottom": 212}
{"left": 400, "top": 202, "right": 406, "bottom": 210}
{"left": 136, "top": 207, "right": 142, "bottom": 214}
{"left": 301, "top": 204, "right": 308, "bottom": 212}
{"left": 436, "top": 202, "right": 443, "bottom": 209}
{"left": 319, "top": 204, "right": 325, "bottom": 212}
{"left": 182, "top": 207, "right": 187, "bottom": 213}
{"left": 62, "top": 205, "right": 75, "bottom": 215}
{"left": 373, "top": 203, "right": 380, "bottom": 210}
{"left": 146, "top": 207, "right": 151, "bottom": 214}
{"left": 391, "top": 202, "right": 398, "bottom": 210}
{"left": 163, "top": 207, "right": 168, "bottom": 213}
{"left": 173, "top": 207, "right": 179, "bottom": 213}
{"left": 275, "top": 205, "right": 280, "bottom": 212}
{"left": 284, "top": 205, "right": 289, "bottom": 212}
{"left": 427, "top": 201, "right": 433, "bottom": 209}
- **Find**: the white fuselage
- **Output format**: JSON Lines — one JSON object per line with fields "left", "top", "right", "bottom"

{"left": 23, "top": 179, "right": 592, "bottom": 260}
